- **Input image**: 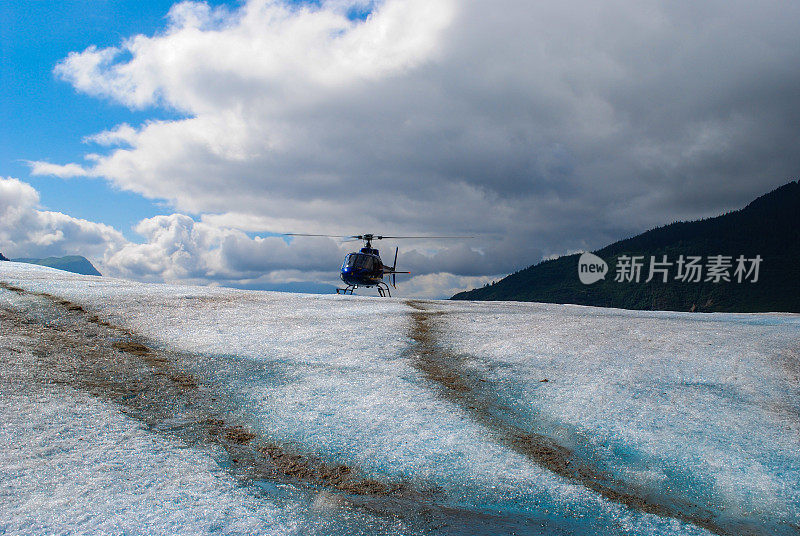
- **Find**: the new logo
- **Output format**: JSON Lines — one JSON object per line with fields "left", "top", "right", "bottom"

{"left": 578, "top": 252, "right": 608, "bottom": 284}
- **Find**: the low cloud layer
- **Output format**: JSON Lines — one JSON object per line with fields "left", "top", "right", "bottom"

{"left": 1, "top": 177, "right": 492, "bottom": 297}
{"left": 24, "top": 0, "right": 800, "bottom": 295}
{"left": 0, "top": 177, "right": 126, "bottom": 259}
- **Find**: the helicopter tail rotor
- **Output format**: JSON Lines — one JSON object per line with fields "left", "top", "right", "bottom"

{"left": 392, "top": 247, "right": 398, "bottom": 288}
{"left": 385, "top": 246, "right": 411, "bottom": 288}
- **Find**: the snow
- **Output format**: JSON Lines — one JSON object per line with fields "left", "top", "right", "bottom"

{"left": 0, "top": 297, "right": 413, "bottom": 536}
{"left": 432, "top": 300, "right": 800, "bottom": 531}
{"left": 0, "top": 381, "right": 291, "bottom": 535}
{"left": 2, "top": 261, "right": 798, "bottom": 535}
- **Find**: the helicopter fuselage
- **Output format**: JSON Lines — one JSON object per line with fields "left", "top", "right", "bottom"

{"left": 286, "top": 232, "right": 446, "bottom": 296}
{"left": 340, "top": 247, "right": 386, "bottom": 287}
{"left": 283, "top": 231, "right": 455, "bottom": 296}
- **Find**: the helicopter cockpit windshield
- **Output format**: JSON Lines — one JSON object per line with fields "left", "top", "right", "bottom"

{"left": 344, "top": 253, "right": 375, "bottom": 271}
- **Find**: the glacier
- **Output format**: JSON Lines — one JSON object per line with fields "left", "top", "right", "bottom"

{"left": 1, "top": 261, "right": 798, "bottom": 535}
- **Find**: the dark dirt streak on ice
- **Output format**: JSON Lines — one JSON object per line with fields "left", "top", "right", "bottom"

{"left": 404, "top": 299, "right": 773, "bottom": 536}
{"left": 0, "top": 283, "right": 567, "bottom": 535}
{"left": 778, "top": 348, "right": 800, "bottom": 414}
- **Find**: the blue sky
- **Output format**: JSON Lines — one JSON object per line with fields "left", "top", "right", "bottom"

{"left": 0, "top": 1, "right": 228, "bottom": 240}
{"left": 1, "top": 0, "right": 372, "bottom": 242}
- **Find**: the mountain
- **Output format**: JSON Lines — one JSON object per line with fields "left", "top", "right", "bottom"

{"left": 0, "top": 252, "right": 8, "bottom": 261}
{"left": 12, "top": 255, "right": 102, "bottom": 276}
{"left": 452, "top": 181, "right": 800, "bottom": 312}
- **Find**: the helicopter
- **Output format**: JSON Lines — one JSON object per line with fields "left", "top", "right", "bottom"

{"left": 285, "top": 233, "right": 470, "bottom": 297}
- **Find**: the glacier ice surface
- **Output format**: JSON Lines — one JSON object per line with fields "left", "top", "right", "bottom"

{"left": 2, "top": 262, "right": 797, "bottom": 535}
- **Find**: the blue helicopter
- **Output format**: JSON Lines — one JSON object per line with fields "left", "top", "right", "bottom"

{"left": 286, "top": 233, "right": 468, "bottom": 296}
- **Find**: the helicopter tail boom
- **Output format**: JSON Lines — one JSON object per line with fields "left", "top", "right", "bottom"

{"left": 383, "top": 247, "right": 412, "bottom": 288}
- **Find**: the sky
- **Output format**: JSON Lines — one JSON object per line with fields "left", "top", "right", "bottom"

{"left": 1, "top": 0, "right": 799, "bottom": 298}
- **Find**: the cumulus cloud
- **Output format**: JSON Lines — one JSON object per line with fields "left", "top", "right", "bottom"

{"left": 83, "top": 124, "right": 139, "bottom": 147}
{"left": 0, "top": 177, "right": 126, "bottom": 260}
{"left": 26, "top": 0, "right": 800, "bottom": 294}
{"left": 104, "top": 213, "right": 348, "bottom": 282}
{"left": 399, "top": 273, "right": 498, "bottom": 299}
{"left": 104, "top": 212, "right": 496, "bottom": 293}
{"left": 27, "top": 162, "right": 90, "bottom": 179}
{"left": 0, "top": 177, "right": 471, "bottom": 295}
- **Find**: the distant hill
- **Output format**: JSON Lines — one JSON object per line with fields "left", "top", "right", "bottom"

{"left": 12, "top": 255, "right": 102, "bottom": 277}
{"left": 452, "top": 181, "right": 800, "bottom": 313}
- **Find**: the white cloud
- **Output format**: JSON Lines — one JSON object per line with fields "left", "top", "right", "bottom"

{"left": 104, "top": 213, "right": 348, "bottom": 282}
{"left": 83, "top": 124, "right": 139, "bottom": 147}
{"left": 104, "top": 212, "right": 490, "bottom": 286}
{"left": 53, "top": 0, "right": 453, "bottom": 110}
{"left": 28, "top": 162, "right": 90, "bottom": 179}
{"left": 0, "top": 177, "right": 126, "bottom": 260}
{"left": 0, "top": 177, "right": 484, "bottom": 296}
{"left": 24, "top": 0, "right": 800, "bottom": 294}
{"left": 398, "top": 273, "right": 498, "bottom": 299}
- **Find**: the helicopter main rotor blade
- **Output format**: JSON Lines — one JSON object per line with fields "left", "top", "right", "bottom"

{"left": 375, "top": 235, "right": 474, "bottom": 239}
{"left": 284, "top": 233, "right": 473, "bottom": 240}
{"left": 284, "top": 233, "right": 349, "bottom": 238}
{"left": 284, "top": 233, "right": 366, "bottom": 243}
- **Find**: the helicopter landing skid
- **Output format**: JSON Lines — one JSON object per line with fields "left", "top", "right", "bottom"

{"left": 376, "top": 282, "right": 392, "bottom": 297}
{"left": 336, "top": 283, "right": 392, "bottom": 297}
